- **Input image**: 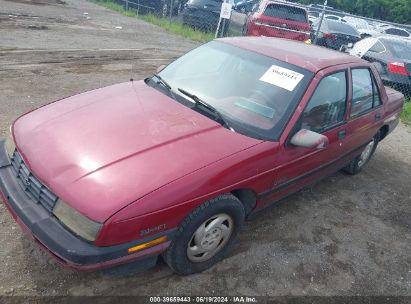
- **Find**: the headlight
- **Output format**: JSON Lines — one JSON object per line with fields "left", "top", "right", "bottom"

{"left": 53, "top": 199, "right": 102, "bottom": 242}
{"left": 5, "top": 128, "right": 16, "bottom": 159}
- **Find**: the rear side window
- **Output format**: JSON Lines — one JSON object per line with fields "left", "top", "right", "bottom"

{"left": 264, "top": 4, "right": 307, "bottom": 23}
{"left": 300, "top": 71, "right": 347, "bottom": 133}
{"left": 351, "top": 68, "right": 381, "bottom": 117}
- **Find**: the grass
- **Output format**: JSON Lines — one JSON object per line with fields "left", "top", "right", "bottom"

{"left": 93, "top": 0, "right": 214, "bottom": 43}
{"left": 401, "top": 98, "right": 411, "bottom": 125}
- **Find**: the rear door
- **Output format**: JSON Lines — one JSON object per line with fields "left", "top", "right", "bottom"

{"left": 343, "top": 66, "right": 385, "bottom": 152}
{"left": 252, "top": 3, "right": 310, "bottom": 41}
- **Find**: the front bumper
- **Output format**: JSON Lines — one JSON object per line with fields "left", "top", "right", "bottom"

{"left": 0, "top": 140, "right": 175, "bottom": 271}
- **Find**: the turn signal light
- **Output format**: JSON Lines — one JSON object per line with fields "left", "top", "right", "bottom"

{"left": 389, "top": 62, "right": 408, "bottom": 76}
{"left": 127, "top": 236, "right": 168, "bottom": 253}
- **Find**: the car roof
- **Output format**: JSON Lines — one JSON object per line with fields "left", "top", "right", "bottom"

{"left": 218, "top": 36, "right": 366, "bottom": 73}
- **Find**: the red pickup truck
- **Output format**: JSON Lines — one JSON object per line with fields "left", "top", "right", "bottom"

{"left": 0, "top": 37, "right": 404, "bottom": 275}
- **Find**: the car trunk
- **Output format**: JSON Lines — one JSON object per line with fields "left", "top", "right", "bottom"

{"left": 253, "top": 16, "right": 310, "bottom": 41}
{"left": 249, "top": 3, "right": 310, "bottom": 41}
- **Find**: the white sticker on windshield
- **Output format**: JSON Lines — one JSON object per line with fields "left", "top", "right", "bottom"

{"left": 259, "top": 65, "right": 304, "bottom": 91}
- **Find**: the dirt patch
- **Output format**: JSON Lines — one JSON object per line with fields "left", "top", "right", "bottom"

{"left": 4, "top": 0, "right": 66, "bottom": 5}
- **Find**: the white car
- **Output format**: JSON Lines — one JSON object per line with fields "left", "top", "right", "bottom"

{"left": 324, "top": 14, "right": 346, "bottom": 22}
{"left": 342, "top": 16, "right": 381, "bottom": 38}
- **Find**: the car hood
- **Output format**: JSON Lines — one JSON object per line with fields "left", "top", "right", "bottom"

{"left": 13, "top": 81, "right": 261, "bottom": 222}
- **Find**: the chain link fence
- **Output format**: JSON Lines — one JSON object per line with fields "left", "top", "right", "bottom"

{"left": 107, "top": 0, "right": 411, "bottom": 98}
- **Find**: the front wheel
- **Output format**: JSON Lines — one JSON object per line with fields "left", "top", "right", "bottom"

{"left": 163, "top": 194, "right": 245, "bottom": 275}
{"left": 342, "top": 132, "right": 379, "bottom": 175}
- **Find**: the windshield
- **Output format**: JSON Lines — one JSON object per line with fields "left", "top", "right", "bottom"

{"left": 157, "top": 41, "right": 313, "bottom": 141}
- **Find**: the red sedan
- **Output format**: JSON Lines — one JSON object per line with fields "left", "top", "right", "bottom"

{"left": 0, "top": 37, "right": 404, "bottom": 275}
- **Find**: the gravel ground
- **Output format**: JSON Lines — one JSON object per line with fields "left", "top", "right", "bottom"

{"left": 0, "top": 0, "right": 410, "bottom": 297}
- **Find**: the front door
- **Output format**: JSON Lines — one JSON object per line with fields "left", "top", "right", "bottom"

{"left": 259, "top": 68, "right": 353, "bottom": 204}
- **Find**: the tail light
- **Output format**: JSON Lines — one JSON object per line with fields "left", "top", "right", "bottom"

{"left": 322, "top": 33, "right": 337, "bottom": 40}
{"left": 389, "top": 62, "right": 408, "bottom": 76}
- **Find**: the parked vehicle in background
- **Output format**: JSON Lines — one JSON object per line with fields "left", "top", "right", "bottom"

{"left": 341, "top": 16, "right": 376, "bottom": 38}
{"left": 234, "top": 0, "right": 259, "bottom": 14}
{"left": 342, "top": 16, "right": 370, "bottom": 29}
{"left": 379, "top": 27, "right": 411, "bottom": 38}
{"left": 182, "top": 0, "right": 229, "bottom": 35}
{"left": 246, "top": 0, "right": 311, "bottom": 42}
{"left": 325, "top": 14, "right": 346, "bottom": 23}
{"left": 312, "top": 19, "right": 361, "bottom": 50}
{"left": 349, "top": 36, "right": 411, "bottom": 95}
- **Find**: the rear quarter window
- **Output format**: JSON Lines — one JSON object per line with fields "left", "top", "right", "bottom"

{"left": 264, "top": 4, "right": 307, "bottom": 23}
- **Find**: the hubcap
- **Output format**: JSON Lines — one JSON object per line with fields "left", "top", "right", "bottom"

{"left": 187, "top": 213, "right": 234, "bottom": 262}
{"left": 358, "top": 139, "right": 375, "bottom": 167}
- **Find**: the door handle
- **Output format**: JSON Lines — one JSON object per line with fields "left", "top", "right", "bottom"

{"left": 338, "top": 130, "right": 346, "bottom": 140}
{"left": 375, "top": 113, "right": 382, "bottom": 121}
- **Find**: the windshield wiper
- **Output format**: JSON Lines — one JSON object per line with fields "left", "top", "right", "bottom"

{"left": 152, "top": 74, "right": 177, "bottom": 100}
{"left": 178, "top": 88, "right": 231, "bottom": 130}
{"left": 152, "top": 74, "right": 171, "bottom": 90}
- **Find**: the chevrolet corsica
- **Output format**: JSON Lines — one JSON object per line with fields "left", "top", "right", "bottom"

{"left": 0, "top": 37, "right": 404, "bottom": 275}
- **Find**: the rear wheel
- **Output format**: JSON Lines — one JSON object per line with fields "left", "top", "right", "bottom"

{"left": 163, "top": 193, "right": 245, "bottom": 275}
{"left": 342, "top": 132, "right": 379, "bottom": 175}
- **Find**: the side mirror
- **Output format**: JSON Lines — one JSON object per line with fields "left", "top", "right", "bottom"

{"left": 347, "top": 42, "right": 353, "bottom": 48}
{"left": 290, "top": 129, "right": 329, "bottom": 149}
{"left": 156, "top": 65, "right": 166, "bottom": 74}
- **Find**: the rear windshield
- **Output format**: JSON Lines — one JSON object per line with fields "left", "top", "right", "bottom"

{"left": 264, "top": 4, "right": 307, "bottom": 23}
{"left": 327, "top": 21, "right": 359, "bottom": 36}
{"left": 386, "top": 40, "right": 411, "bottom": 60}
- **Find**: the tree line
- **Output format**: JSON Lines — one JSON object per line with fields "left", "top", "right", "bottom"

{"left": 296, "top": 0, "right": 411, "bottom": 24}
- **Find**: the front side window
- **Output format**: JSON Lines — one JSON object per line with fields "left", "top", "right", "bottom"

{"left": 351, "top": 68, "right": 381, "bottom": 117}
{"left": 300, "top": 71, "right": 347, "bottom": 133}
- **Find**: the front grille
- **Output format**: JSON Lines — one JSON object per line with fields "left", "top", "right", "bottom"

{"left": 10, "top": 150, "right": 58, "bottom": 212}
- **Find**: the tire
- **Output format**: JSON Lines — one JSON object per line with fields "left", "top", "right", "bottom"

{"left": 162, "top": 193, "right": 245, "bottom": 275}
{"left": 342, "top": 131, "right": 380, "bottom": 175}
